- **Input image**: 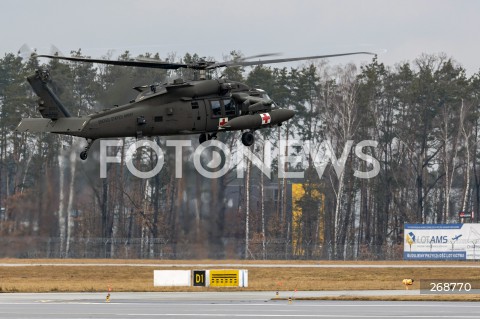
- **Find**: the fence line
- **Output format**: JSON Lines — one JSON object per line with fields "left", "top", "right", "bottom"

{"left": 0, "top": 236, "right": 404, "bottom": 260}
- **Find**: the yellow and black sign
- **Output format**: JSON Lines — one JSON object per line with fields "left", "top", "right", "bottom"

{"left": 193, "top": 270, "right": 206, "bottom": 287}
{"left": 209, "top": 269, "right": 239, "bottom": 287}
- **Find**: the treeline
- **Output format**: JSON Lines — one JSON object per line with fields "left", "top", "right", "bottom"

{"left": 0, "top": 50, "right": 479, "bottom": 260}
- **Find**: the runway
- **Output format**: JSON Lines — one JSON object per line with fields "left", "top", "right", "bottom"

{"left": 2, "top": 262, "right": 480, "bottom": 268}
{"left": 1, "top": 292, "right": 480, "bottom": 318}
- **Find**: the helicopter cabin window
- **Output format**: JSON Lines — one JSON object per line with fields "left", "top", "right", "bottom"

{"left": 223, "top": 98, "right": 237, "bottom": 116}
{"left": 210, "top": 100, "right": 222, "bottom": 118}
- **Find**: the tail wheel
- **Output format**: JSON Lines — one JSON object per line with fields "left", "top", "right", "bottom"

{"left": 79, "top": 138, "right": 94, "bottom": 161}
{"left": 241, "top": 131, "right": 254, "bottom": 146}
{"left": 80, "top": 151, "right": 88, "bottom": 160}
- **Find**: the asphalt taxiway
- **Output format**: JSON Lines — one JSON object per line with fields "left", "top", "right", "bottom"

{"left": 2, "top": 262, "right": 480, "bottom": 268}
{"left": 1, "top": 292, "right": 480, "bottom": 319}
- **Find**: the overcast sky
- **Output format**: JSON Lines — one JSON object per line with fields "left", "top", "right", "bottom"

{"left": 1, "top": 0, "right": 479, "bottom": 74}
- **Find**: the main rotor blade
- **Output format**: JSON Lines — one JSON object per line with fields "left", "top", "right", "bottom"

{"left": 35, "top": 54, "right": 193, "bottom": 70}
{"left": 223, "top": 51, "right": 376, "bottom": 68}
{"left": 35, "top": 51, "right": 375, "bottom": 71}
{"left": 241, "top": 52, "right": 281, "bottom": 61}
{"left": 206, "top": 52, "right": 281, "bottom": 69}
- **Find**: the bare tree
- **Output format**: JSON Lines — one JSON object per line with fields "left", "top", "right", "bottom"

{"left": 319, "top": 64, "right": 359, "bottom": 258}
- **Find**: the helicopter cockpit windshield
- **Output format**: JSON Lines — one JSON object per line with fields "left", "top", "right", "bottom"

{"left": 251, "top": 88, "right": 270, "bottom": 100}
{"left": 251, "top": 88, "right": 277, "bottom": 107}
{"left": 260, "top": 92, "right": 271, "bottom": 100}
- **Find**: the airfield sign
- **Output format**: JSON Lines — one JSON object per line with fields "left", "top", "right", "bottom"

{"left": 404, "top": 224, "right": 480, "bottom": 260}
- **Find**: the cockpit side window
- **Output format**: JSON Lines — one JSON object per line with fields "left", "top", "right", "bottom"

{"left": 209, "top": 98, "right": 237, "bottom": 118}
{"left": 210, "top": 100, "right": 222, "bottom": 118}
{"left": 223, "top": 98, "right": 237, "bottom": 116}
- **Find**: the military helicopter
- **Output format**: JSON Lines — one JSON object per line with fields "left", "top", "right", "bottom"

{"left": 15, "top": 51, "right": 373, "bottom": 160}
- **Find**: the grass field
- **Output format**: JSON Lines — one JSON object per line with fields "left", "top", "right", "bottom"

{"left": 1, "top": 259, "right": 480, "bottom": 302}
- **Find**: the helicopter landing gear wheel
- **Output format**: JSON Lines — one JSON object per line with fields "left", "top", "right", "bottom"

{"left": 241, "top": 131, "right": 254, "bottom": 146}
{"left": 199, "top": 133, "right": 207, "bottom": 144}
{"left": 80, "top": 138, "right": 95, "bottom": 161}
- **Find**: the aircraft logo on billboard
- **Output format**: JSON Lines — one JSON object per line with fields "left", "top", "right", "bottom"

{"left": 406, "top": 232, "right": 415, "bottom": 251}
{"left": 452, "top": 234, "right": 463, "bottom": 241}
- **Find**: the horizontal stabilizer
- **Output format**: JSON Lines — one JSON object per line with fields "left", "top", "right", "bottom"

{"left": 15, "top": 117, "right": 89, "bottom": 133}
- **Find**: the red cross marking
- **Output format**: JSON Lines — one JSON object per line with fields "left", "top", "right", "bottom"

{"left": 219, "top": 117, "right": 228, "bottom": 126}
{"left": 260, "top": 113, "right": 271, "bottom": 125}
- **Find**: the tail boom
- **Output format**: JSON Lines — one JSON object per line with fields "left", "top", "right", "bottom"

{"left": 15, "top": 117, "right": 89, "bottom": 135}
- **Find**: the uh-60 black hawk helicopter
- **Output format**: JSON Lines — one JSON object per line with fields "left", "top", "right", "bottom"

{"left": 15, "top": 51, "right": 373, "bottom": 160}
